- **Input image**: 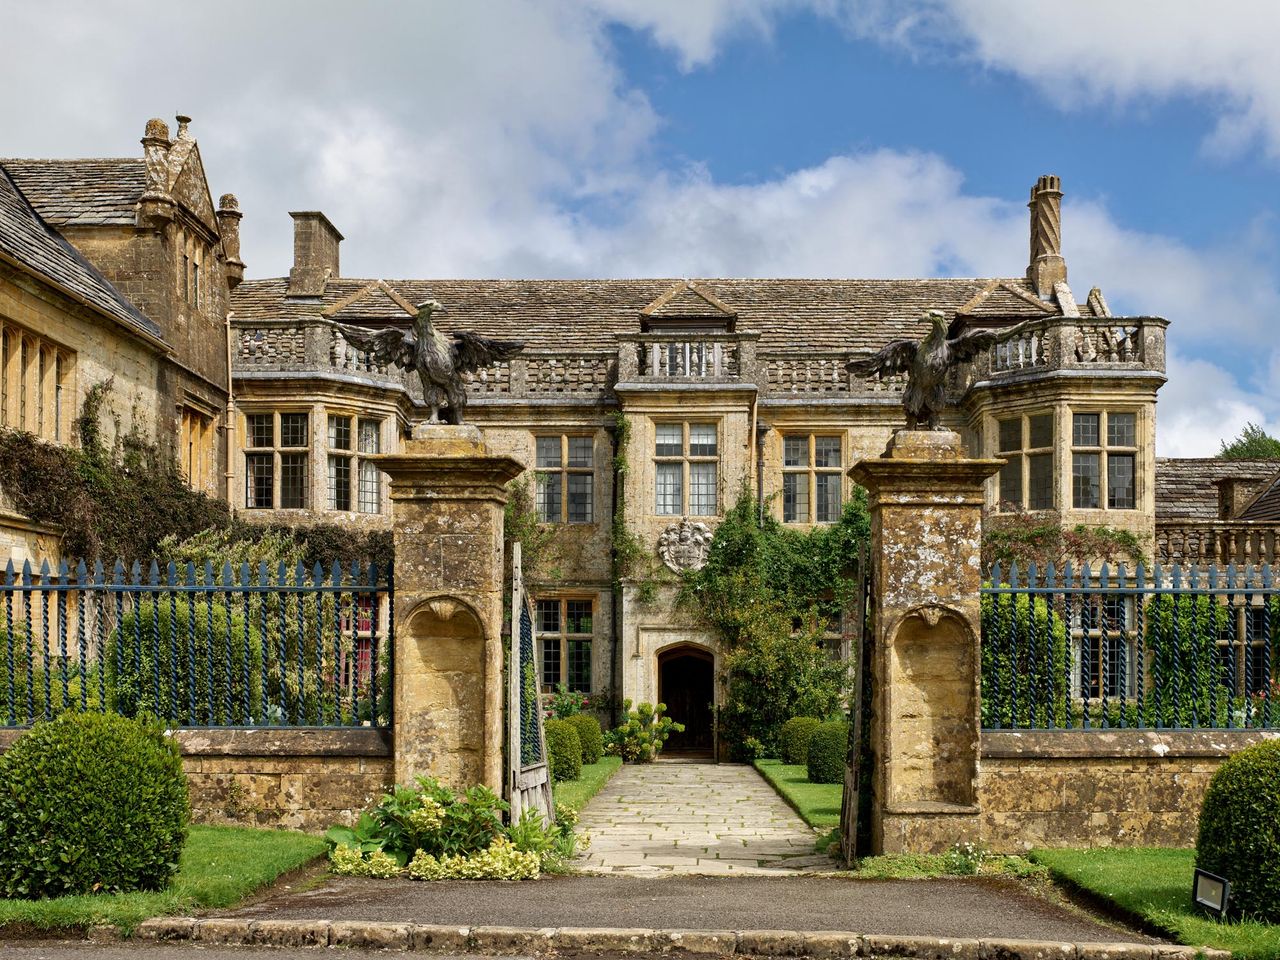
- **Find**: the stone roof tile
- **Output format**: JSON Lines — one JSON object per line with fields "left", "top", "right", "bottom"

{"left": 231, "top": 276, "right": 1057, "bottom": 352}
{"left": 1155, "top": 457, "right": 1280, "bottom": 522}
{"left": 0, "top": 158, "right": 146, "bottom": 226}
{"left": 0, "top": 163, "right": 162, "bottom": 342}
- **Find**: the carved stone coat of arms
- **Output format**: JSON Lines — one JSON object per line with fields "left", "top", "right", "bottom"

{"left": 656, "top": 518, "right": 713, "bottom": 573}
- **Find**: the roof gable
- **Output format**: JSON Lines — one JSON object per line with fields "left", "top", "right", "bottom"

{"left": 1239, "top": 474, "right": 1280, "bottom": 522}
{"left": 641, "top": 280, "right": 737, "bottom": 320}
{"left": 321, "top": 280, "right": 418, "bottom": 321}
{"left": 168, "top": 142, "right": 218, "bottom": 233}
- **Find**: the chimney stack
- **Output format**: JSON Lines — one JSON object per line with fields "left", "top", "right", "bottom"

{"left": 287, "top": 211, "right": 343, "bottom": 297}
{"left": 216, "top": 194, "right": 245, "bottom": 289}
{"left": 1026, "top": 174, "right": 1066, "bottom": 299}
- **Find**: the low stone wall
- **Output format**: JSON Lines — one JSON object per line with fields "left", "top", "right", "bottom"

{"left": 979, "top": 729, "right": 1280, "bottom": 850}
{"left": 0, "top": 726, "right": 392, "bottom": 833}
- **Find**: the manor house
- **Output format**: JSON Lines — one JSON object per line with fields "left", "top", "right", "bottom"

{"left": 2, "top": 118, "right": 1179, "bottom": 755}
{"left": 230, "top": 180, "right": 1168, "bottom": 754}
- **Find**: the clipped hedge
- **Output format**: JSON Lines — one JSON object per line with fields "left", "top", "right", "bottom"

{"left": 566, "top": 713, "right": 603, "bottom": 765}
{"left": 779, "top": 717, "right": 821, "bottom": 765}
{"left": 806, "top": 719, "right": 848, "bottom": 785}
{"left": 544, "top": 718, "right": 582, "bottom": 782}
{"left": 1196, "top": 739, "right": 1280, "bottom": 922}
{"left": 0, "top": 711, "right": 189, "bottom": 898}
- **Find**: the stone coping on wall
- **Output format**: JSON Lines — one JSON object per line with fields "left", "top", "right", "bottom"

{"left": 0, "top": 725, "right": 392, "bottom": 756}
{"left": 982, "top": 728, "right": 1280, "bottom": 759}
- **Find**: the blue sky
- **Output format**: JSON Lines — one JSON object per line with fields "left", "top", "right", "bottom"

{"left": 1, "top": 1, "right": 1277, "bottom": 455}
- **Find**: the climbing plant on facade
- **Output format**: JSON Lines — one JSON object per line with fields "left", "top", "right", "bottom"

{"left": 681, "top": 487, "right": 870, "bottom": 759}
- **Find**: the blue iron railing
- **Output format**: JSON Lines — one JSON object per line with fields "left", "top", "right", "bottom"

{"left": 981, "top": 562, "right": 1277, "bottom": 730}
{"left": 0, "top": 558, "right": 392, "bottom": 729}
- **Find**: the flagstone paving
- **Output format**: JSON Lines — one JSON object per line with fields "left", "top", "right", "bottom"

{"left": 574, "top": 760, "right": 835, "bottom": 875}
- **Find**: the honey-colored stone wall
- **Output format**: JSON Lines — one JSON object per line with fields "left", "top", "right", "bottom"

{"left": 979, "top": 730, "right": 1280, "bottom": 850}
{"left": 0, "top": 727, "right": 392, "bottom": 833}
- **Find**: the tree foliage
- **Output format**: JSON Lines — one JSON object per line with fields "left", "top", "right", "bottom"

{"left": 1218, "top": 422, "right": 1280, "bottom": 460}
{"left": 681, "top": 488, "right": 869, "bottom": 758}
{"left": 982, "top": 508, "right": 1144, "bottom": 574}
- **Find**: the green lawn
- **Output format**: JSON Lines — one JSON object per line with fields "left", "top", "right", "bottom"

{"left": 754, "top": 759, "right": 842, "bottom": 829}
{"left": 554, "top": 756, "right": 622, "bottom": 813}
{"left": 0, "top": 824, "right": 325, "bottom": 935}
{"left": 1032, "top": 848, "right": 1280, "bottom": 960}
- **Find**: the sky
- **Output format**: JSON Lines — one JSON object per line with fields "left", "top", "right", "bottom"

{"left": 2, "top": 0, "right": 1278, "bottom": 456}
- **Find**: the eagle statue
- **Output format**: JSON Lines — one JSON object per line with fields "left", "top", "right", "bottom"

{"left": 849, "top": 310, "right": 1014, "bottom": 430}
{"left": 336, "top": 300, "right": 524, "bottom": 425}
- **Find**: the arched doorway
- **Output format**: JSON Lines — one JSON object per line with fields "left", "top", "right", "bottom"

{"left": 657, "top": 645, "right": 714, "bottom": 757}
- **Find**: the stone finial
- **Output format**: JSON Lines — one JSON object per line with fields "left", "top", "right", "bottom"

{"left": 143, "top": 117, "right": 170, "bottom": 142}
{"left": 1026, "top": 174, "right": 1066, "bottom": 299}
{"left": 138, "top": 118, "right": 175, "bottom": 227}
{"left": 175, "top": 114, "right": 192, "bottom": 139}
{"left": 216, "top": 193, "right": 246, "bottom": 288}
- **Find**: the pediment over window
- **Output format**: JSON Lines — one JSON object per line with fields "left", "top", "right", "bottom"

{"left": 640, "top": 280, "right": 737, "bottom": 333}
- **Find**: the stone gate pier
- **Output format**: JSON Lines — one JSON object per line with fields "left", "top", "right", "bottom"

{"left": 377, "top": 425, "right": 523, "bottom": 794}
{"left": 851, "top": 429, "right": 1001, "bottom": 854}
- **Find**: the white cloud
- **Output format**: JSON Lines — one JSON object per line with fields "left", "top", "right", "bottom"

{"left": 839, "top": 0, "right": 1280, "bottom": 160}
{"left": 0, "top": 0, "right": 1274, "bottom": 455}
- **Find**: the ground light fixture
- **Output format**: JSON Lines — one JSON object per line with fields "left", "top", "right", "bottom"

{"left": 1192, "top": 868, "right": 1231, "bottom": 918}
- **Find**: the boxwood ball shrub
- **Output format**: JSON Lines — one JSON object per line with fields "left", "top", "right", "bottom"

{"left": 0, "top": 711, "right": 190, "bottom": 898}
{"left": 544, "top": 718, "right": 582, "bottom": 782}
{"left": 1196, "top": 739, "right": 1280, "bottom": 922}
{"left": 566, "top": 713, "right": 603, "bottom": 765}
{"left": 806, "top": 719, "right": 848, "bottom": 785}
{"left": 779, "top": 717, "right": 821, "bottom": 765}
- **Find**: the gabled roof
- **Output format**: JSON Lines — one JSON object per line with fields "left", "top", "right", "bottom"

{"left": 1155, "top": 458, "right": 1280, "bottom": 523}
{"left": 1239, "top": 475, "right": 1280, "bottom": 523}
{"left": 0, "top": 164, "right": 163, "bottom": 343}
{"left": 231, "top": 276, "right": 1062, "bottom": 353}
{"left": 0, "top": 159, "right": 146, "bottom": 226}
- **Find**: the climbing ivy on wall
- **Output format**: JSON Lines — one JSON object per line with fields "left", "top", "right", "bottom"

{"left": 681, "top": 487, "right": 871, "bottom": 759}
{"left": 0, "top": 379, "right": 230, "bottom": 564}
{"left": 609, "top": 411, "right": 661, "bottom": 601}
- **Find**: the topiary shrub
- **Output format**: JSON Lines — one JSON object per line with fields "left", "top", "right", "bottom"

{"left": 0, "top": 711, "right": 189, "bottom": 898}
{"left": 1196, "top": 739, "right": 1280, "bottom": 922}
{"left": 566, "top": 713, "right": 603, "bottom": 765}
{"left": 544, "top": 718, "right": 582, "bottom": 782}
{"left": 806, "top": 719, "right": 848, "bottom": 784}
{"left": 779, "top": 717, "right": 821, "bottom": 765}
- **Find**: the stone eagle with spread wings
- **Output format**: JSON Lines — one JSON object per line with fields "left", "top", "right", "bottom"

{"left": 335, "top": 300, "right": 524, "bottom": 425}
{"left": 849, "top": 310, "right": 1021, "bottom": 430}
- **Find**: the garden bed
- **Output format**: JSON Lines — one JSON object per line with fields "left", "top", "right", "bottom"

{"left": 0, "top": 824, "right": 324, "bottom": 935}
{"left": 1032, "top": 847, "right": 1280, "bottom": 960}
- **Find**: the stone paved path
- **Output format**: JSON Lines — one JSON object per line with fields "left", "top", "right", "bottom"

{"left": 575, "top": 760, "right": 834, "bottom": 875}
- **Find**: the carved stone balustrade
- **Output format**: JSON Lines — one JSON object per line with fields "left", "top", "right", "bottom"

{"left": 616, "top": 332, "right": 758, "bottom": 385}
{"left": 966, "top": 316, "right": 1167, "bottom": 387}
{"left": 1156, "top": 521, "right": 1280, "bottom": 566}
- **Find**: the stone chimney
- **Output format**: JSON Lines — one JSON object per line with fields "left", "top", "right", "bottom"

{"left": 1026, "top": 174, "right": 1066, "bottom": 299}
{"left": 137, "top": 117, "right": 175, "bottom": 227}
{"left": 216, "top": 194, "right": 245, "bottom": 289}
{"left": 1216, "top": 476, "right": 1272, "bottom": 520}
{"left": 287, "top": 211, "right": 343, "bottom": 297}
